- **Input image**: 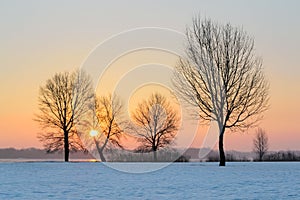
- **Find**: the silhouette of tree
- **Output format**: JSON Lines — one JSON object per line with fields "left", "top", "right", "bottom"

{"left": 131, "top": 93, "right": 179, "bottom": 161}
{"left": 36, "top": 70, "right": 94, "bottom": 162}
{"left": 89, "top": 94, "right": 125, "bottom": 162}
{"left": 173, "top": 17, "right": 269, "bottom": 166}
{"left": 253, "top": 128, "right": 269, "bottom": 161}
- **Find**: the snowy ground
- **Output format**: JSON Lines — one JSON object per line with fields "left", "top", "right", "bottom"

{"left": 0, "top": 162, "right": 299, "bottom": 199}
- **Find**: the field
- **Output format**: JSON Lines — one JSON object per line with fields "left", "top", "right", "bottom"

{"left": 0, "top": 162, "right": 299, "bottom": 199}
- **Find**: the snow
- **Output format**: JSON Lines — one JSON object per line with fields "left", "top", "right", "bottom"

{"left": 0, "top": 162, "right": 299, "bottom": 199}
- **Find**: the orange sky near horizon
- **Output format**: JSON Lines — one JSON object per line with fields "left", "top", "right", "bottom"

{"left": 0, "top": 1, "right": 299, "bottom": 151}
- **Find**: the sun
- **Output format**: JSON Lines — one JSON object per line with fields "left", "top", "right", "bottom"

{"left": 89, "top": 130, "right": 98, "bottom": 137}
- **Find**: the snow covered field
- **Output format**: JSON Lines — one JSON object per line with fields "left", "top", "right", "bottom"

{"left": 0, "top": 162, "right": 299, "bottom": 199}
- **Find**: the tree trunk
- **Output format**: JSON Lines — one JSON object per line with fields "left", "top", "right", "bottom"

{"left": 152, "top": 146, "right": 157, "bottom": 162}
{"left": 153, "top": 150, "right": 157, "bottom": 162}
{"left": 64, "top": 131, "right": 69, "bottom": 162}
{"left": 259, "top": 152, "right": 263, "bottom": 161}
{"left": 94, "top": 137, "right": 106, "bottom": 162}
{"left": 94, "top": 137, "right": 109, "bottom": 162}
{"left": 99, "top": 150, "right": 106, "bottom": 162}
{"left": 219, "top": 133, "right": 225, "bottom": 166}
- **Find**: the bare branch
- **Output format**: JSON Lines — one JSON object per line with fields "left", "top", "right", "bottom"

{"left": 130, "top": 93, "right": 179, "bottom": 161}
{"left": 253, "top": 128, "right": 269, "bottom": 161}
{"left": 35, "top": 69, "right": 94, "bottom": 161}
{"left": 173, "top": 17, "right": 269, "bottom": 166}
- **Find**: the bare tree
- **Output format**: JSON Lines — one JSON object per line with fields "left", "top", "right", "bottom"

{"left": 131, "top": 93, "right": 179, "bottom": 161}
{"left": 253, "top": 128, "right": 269, "bottom": 161}
{"left": 173, "top": 17, "right": 269, "bottom": 166}
{"left": 89, "top": 94, "right": 125, "bottom": 162}
{"left": 36, "top": 70, "right": 94, "bottom": 162}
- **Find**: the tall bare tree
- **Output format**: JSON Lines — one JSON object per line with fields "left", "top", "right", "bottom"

{"left": 253, "top": 128, "right": 269, "bottom": 161}
{"left": 131, "top": 93, "right": 179, "bottom": 161}
{"left": 36, "top": 70, "right": 94, "bottom": 162}
{"left": 89, "top": 94, "right": 125, "bottom": 162}
{"left": 173, "top": 17, "right": 269, "bottom": 166}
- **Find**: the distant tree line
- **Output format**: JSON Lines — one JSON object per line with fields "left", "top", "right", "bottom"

{"left": 206, "top": 150, "right": 250, "bottom": 162}
{"left": 263, "top": 151, "right": 300, "bottom": 162}
{"left": 205, "top": 150, "right": 300, "bottom": 162}
{"left": 100, "top": 148, "right": 189, "bottom": 162}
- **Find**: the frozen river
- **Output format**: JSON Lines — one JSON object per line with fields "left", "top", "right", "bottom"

{"left": 0, "top": 162, "right": 299, "bottom": 199}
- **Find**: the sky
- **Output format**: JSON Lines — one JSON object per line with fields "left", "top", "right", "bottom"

{"left": 0, "top": 0, "right": 299, "bottom": 151}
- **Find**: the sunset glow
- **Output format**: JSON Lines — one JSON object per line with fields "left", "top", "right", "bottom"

{"left": 1, "top": 2, "right": 300, "bottom": 199}
{"left": 0, "top": 1, "right": 299, "bottom": 152}
{"left": 89, "top": 130, "right": 99, "bottom": 137}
